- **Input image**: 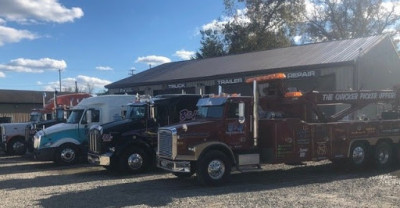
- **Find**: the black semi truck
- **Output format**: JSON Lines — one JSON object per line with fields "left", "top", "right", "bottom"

{"left": 87, "top": 94, "right": 201, "bottom": 173}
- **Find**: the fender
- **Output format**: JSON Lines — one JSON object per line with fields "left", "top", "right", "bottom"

{"left": 6, "top": 134, "right": 25, "bottom": 143}
{"left": 193, "top": 141, "right": 237, "bottom": 165}
{"left": 115, "top": 136, "right": 154, "bottom": 157}
{"left": 50, "top": 138, "right": 81, "bottom": 148}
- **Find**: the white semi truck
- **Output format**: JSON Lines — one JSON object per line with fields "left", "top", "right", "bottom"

{"left": 33, "top": 95, "right": 133, "bottom": 165}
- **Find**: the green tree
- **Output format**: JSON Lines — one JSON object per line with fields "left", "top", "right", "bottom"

{"left": 196, "top": 0, "right": 305, "bottom": 58}
{"left": 304, "top": 0, "right": 400, "bottom": 42}
{"left": 196, "top": 29, "right": 226, "bottom": 59}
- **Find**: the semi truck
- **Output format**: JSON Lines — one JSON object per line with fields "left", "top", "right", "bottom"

{"left": 157, "top": 73, "right": 400, "bottom": 185}
{"left": 25, "top": 93, "right": 91, "bottom": 152}
{"left": 87, "top": 94, "right": 201, "bottom": 174}
{"left": 1, "top": 93, "right": 90, "bottom": 155}
{"left": 33, "top": 95, "right": 133, "bottom": 165}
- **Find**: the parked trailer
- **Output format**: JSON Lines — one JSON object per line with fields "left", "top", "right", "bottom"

{"left": 157, "top": 73, "right": 400, "bottom": 185}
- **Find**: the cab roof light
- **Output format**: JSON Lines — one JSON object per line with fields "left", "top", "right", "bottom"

{"left": 245, "top": 73, "right": 287, "bottom": 83}
{"left": 210, "top": 93, "right": 241, "bottom": 98}
{"left": 284, "top": 91, "right": 303, "bottom": 98}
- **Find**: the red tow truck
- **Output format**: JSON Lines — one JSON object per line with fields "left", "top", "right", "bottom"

{"left": 157, "top": 73, "right": 400, "bottom": 185}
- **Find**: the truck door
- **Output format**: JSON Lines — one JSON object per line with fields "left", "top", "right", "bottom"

{"left": 78, "top": 109, "right": 100, "bottom": 145}
{"left": 311, "top": 123, "right": 331, "bottom": 160}
{"left": 224, "top": 101, "right": 251, "bottom": 150}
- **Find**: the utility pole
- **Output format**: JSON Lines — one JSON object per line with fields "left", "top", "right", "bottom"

{"left": 58, "top": 68, "right": 62, "bottom": 92}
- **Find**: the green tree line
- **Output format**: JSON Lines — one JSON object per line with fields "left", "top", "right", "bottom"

{"left": 196, "top": 0, "right": 400, "bottom": 59}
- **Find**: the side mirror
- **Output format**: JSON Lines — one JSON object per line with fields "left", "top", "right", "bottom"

{"left": 238, "top": 102, "right": 245, "bottom": 124}
{"left": 85, "top": 110, "right": 92, "bottom": 124}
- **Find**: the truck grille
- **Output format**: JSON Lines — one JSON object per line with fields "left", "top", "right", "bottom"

{"left": 89, "top": 129, "right": 102, "bottom": 153}
{"left": 158, "top": 129, "right": 173, "bottom": 158}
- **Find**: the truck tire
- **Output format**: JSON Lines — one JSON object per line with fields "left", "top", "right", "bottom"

{"left": 349, "top": 142, "right": 369, "bottom": 169}
{"left": 196, "top": 150, "right": 231, "bottom": 186}
{"left": 7, "top": 138, "right": 27, "bottom": 155}
{"left": 374, "top": 142, "right": 393, "bottom": 169}
{"left": 55, "top": 144, "right": 79, "bottom": 165}
{"left": 119, "top": 147, "right": 149, "bottom": 174}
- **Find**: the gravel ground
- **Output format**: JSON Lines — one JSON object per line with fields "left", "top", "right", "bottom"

{"left": 0, "top": 153, "right": 399, "bottom": 208}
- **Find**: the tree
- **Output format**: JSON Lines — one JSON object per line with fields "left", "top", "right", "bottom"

{"left": 196, "top": 29, "right": 226, "bottom": 59}
{"left": 224, "top": 0, "right": 304, "bottom": 54}
{"left": 304, "top": 0, "right": 400, "bottom": 42}
{"left": 196, "top": 0, "right": 305, "bottom": 58}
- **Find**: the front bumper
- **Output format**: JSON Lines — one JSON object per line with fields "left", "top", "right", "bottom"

{"left": 88, "top": 152, "right": 113, "bottom": 166}
{"left": 33, "top": 147, "right": 56, "bottom": 161}
{"left": 157, "top": 157, "right": 191, "bottom": 173}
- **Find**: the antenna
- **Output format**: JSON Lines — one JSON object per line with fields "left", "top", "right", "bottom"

{"left": 129, "top": 67, "right": 136, "bottom": 76}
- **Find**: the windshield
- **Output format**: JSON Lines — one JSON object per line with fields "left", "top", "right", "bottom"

{"left": 67, "top": 110, "right": 84, "bottom": 124}
{"left": 127, "top": 105, "right": 147, "bottom": 119}
{"left": 29, "top": 113, "right": 42, "bottom": 122}
{"left": 196, "top": 105, "right": 224, "bottom": 119}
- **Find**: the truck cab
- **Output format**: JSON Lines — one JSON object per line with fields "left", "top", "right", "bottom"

{"left": 0, "top": 111, "right": 45, "bottom": 155}
{"left": 88, "top": 94, "right": 201, "bottom": 173}
{"left": 33, "top": 95, "right": 133, "bottom": 165}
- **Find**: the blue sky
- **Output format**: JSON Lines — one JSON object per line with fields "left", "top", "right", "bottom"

{"left": 0, "top": 0, "right": 227, "bottom": 93}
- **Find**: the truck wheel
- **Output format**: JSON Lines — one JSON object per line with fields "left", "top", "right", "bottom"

{"left": 7, "top": 138, "right": 27, "bottom": 155}
{"left": 55, "top": 144, "right": 79, "bottom": 165}
{"left": 119, "top": 147, "right": 149, "bottom": 174}
{"left": 349, "top": 142, "right": 369, "bottom": 169}
{"left": 374, "top": 142, "right": 393, "bottom": 169}
{"left": 196, "top": 150, "right": 231, "bottom": 186}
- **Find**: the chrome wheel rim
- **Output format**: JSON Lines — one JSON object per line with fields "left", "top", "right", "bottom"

{"left": 127, "top": 153, "right": 143, "bottom": 170}
{"left": 377, "top": 149, "right": 389, "bottom": 164}
{"left": 352, "top": 146, "right": 365, "bottom": 165}
{"left": 12, "top": 141, "right": 25, "bottom": 153}
{"left": 207, "top": 159, "right": 225, "bottom": 180}
{"left": 60, "top": 148, "right": 76, "bottom": 162}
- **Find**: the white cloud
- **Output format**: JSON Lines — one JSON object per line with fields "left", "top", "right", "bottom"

{"left": 135, "top": 55, "right": 171, "bottom": 66}
{"left": 96, "top": 66, "right": 113, "bottom": 71}
{"left": 0, "top": 58, "right": 66, "bottom": 74}
{"left": 174, "top": 49, "right": 195, "bottom": 60}
{"left": 0, "top": 71, "right": 5, "bottom": 78}
{"left": 0, "top": 0, "right": 84, "bottom": 23}
{"left": 43, "top": 75, "right": 111, "bottom": 93}
{"left": 0, "top": 25, "right": 37, "bottom": 46}
{"left": 200, "top": 9, "right": 249, "bottom": 33}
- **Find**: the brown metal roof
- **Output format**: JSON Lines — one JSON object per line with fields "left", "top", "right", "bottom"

{"left": 0, "top": 90, "right": 67, "bottom": 104}
{"left": 107, "top": 35, "right": 388, "bottom": 89}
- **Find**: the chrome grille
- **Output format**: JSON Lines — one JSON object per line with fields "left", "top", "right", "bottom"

{"left": 158, "top": 129, "right": 173, "bottom": 158}
{"left": 89, "top": 129, "right": 102, "bottom": 153}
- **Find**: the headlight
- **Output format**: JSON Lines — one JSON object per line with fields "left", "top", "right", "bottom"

{"left": 33, "top": 134, "right": 41, "bottom": 149}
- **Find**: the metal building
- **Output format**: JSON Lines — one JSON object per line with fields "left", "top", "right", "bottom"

{"left": 106, "top": 35, "right": 400, "bottom": 97}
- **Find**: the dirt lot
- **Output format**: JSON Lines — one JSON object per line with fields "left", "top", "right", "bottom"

{"left": 0, "top": 153, "right": 399, "bottom": 208}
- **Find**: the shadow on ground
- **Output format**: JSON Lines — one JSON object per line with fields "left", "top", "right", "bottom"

{"left": 37, "top": 163, "right": 400, "bottom": 208}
